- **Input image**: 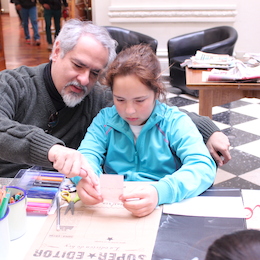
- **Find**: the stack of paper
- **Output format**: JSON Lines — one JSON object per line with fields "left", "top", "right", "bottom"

{"left": 181, "top": 51, "right": 235, "bottom": 69}
{"left": 202, "top": 60, "right": 260, "bottom": 82}
{"left": 244, "top": 52, "right": 260, "bottom": 62}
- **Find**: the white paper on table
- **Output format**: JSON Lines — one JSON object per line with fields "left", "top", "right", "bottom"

{"left": 100, "top": 174, "right": 124, "bottom": 203}
{"left": 163, "top": 196, "right": 246, "bottom": 218}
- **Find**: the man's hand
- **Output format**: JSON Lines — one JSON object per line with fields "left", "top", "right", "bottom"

{"left": 48, "top": 144, "right": 98, "bottom": 185}
{"left": 43, "top": 4, "right": 50, "bottom": 9}
{"left": 120, "top": 185, "right": 158, "bottom": 217}
{"left": 206, "top": 131, "right": 231, "bottom": 167}
{"left": 16, "top": 4, "right": 22, "bottom": 11}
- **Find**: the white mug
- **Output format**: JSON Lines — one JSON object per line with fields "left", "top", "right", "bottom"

{"left": 0, "top": 207, "right": 10, "bottom": 260}
{"left": 7, "top": 186, "right": 27, "bottom": 240}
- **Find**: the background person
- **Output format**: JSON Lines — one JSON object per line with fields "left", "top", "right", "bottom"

{"left": 39, "top": 0, "right": 68, "bottom": 50}
{"left": 14, "top": 0, "right": 41, "bottom": 45}
{"left": 205, "top": 229, "right": 260, "bottom": 260}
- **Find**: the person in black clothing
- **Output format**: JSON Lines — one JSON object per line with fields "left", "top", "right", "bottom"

{"left": 39, "top": 0, "right": 68, "bottom": 50}
{"left": 13, "top": 0, "right": 41, "bottom": 45}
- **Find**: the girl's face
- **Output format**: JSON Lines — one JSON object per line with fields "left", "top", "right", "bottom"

{"left": 113, "top": 74, "right": 157, "bottom": 126}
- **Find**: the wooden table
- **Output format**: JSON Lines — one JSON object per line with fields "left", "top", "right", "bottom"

{"left": 185, "top": 67, "right": 260, "bottom": 118}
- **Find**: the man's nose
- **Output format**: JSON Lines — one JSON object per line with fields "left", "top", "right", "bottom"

{"left": 77, "top": 69, "right": 90, "bottom": 86}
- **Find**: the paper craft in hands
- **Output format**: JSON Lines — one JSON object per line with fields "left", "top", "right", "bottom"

{"left": 100, "top": 174, "right": 124, "bottom": 203}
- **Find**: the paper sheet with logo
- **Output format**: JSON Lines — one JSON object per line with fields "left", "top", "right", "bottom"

{"left": 23, "top": 176, "right": 162, "bottom": 260}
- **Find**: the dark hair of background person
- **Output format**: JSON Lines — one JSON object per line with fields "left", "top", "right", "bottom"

{"left": 205, "top": 229, "right": 260, "bottom": 260}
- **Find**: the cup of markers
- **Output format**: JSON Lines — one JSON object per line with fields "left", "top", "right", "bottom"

{"left": 0, "top": 186, "right": 11, "bottom": 260}
{"left": 0, "top": 186, "right": 10, "bottom": 219}
{"left": 6, "top": 186, "right": 27, "bottom": 240}
{"left": 0, "top": 206, "right": 10, "bottom": 260}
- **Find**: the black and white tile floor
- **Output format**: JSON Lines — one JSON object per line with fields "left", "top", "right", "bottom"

{"left": 165, "top": 81, "right": 260, "bottom": 190}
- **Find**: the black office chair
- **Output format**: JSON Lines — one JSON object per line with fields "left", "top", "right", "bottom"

{"left": 167, "top": 26, "right": 238, "bottom": 97}
{"left": 104, "top": 26, "right": 158, "bottom": 54}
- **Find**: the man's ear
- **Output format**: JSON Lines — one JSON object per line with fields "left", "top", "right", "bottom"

{"left": 51, "top": 41, "right": 61, "bottom": 61}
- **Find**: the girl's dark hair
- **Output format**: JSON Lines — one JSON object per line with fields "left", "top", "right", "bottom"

{"left": 105, "top": 44, "right": 167, "bottom": 102}
{"left": 205, "top": 229, "right": 260, "bottom": 260}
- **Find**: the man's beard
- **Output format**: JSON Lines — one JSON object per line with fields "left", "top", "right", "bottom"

{"left": 61, "top": 81, "right": 88, "bottom": 107}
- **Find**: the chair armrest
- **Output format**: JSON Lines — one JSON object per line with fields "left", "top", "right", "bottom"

{"left": 201, "top": 40, "right": 236, "bottom": 55}
{"left": 202, "top": 27, "right": 238, "bottom": 55}
{"left": 168, "top": 31, "right": 204, "bottom": 58}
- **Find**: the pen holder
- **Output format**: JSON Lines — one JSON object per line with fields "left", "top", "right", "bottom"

{"left": 0, "top": 207, "right": 10, "bottom": 260}
{"left": 7, "top": 186, "right": 27, "bottom": 240}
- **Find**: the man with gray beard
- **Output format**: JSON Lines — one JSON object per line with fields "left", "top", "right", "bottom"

{"left": 0, "top": 19, "right": 230, "bottom": 179}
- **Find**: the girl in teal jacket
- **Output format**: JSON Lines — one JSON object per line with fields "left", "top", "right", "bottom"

{"left": 72, "top": 44, "right": 216, "bottom": 217}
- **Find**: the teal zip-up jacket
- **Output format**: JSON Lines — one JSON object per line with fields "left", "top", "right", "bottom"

{"left": 72, "top": 101, "right": 216, "bottom": 205}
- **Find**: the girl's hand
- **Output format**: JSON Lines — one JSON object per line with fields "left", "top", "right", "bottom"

{"left": 120, "top": 185, "right": 158, "bottom": 217}
{"left": 77, "top": 177, "right": 103, "bottom": 205}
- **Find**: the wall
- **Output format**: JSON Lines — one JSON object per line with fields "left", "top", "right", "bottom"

{"left": 2, "top": 0, "right": 20, "bottom": 17}
{"left": 9, "top": 3, "right": 18, "bottom": 17}
{"left": 92, "top": 0, "right": 260, "bottom": 75}
{"left": 1, "top": 0, "right": 10, "bottom": 13}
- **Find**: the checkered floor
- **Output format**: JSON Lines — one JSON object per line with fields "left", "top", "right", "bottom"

{"left": 164, "top": 81, "right": 260, "bottom": 190}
